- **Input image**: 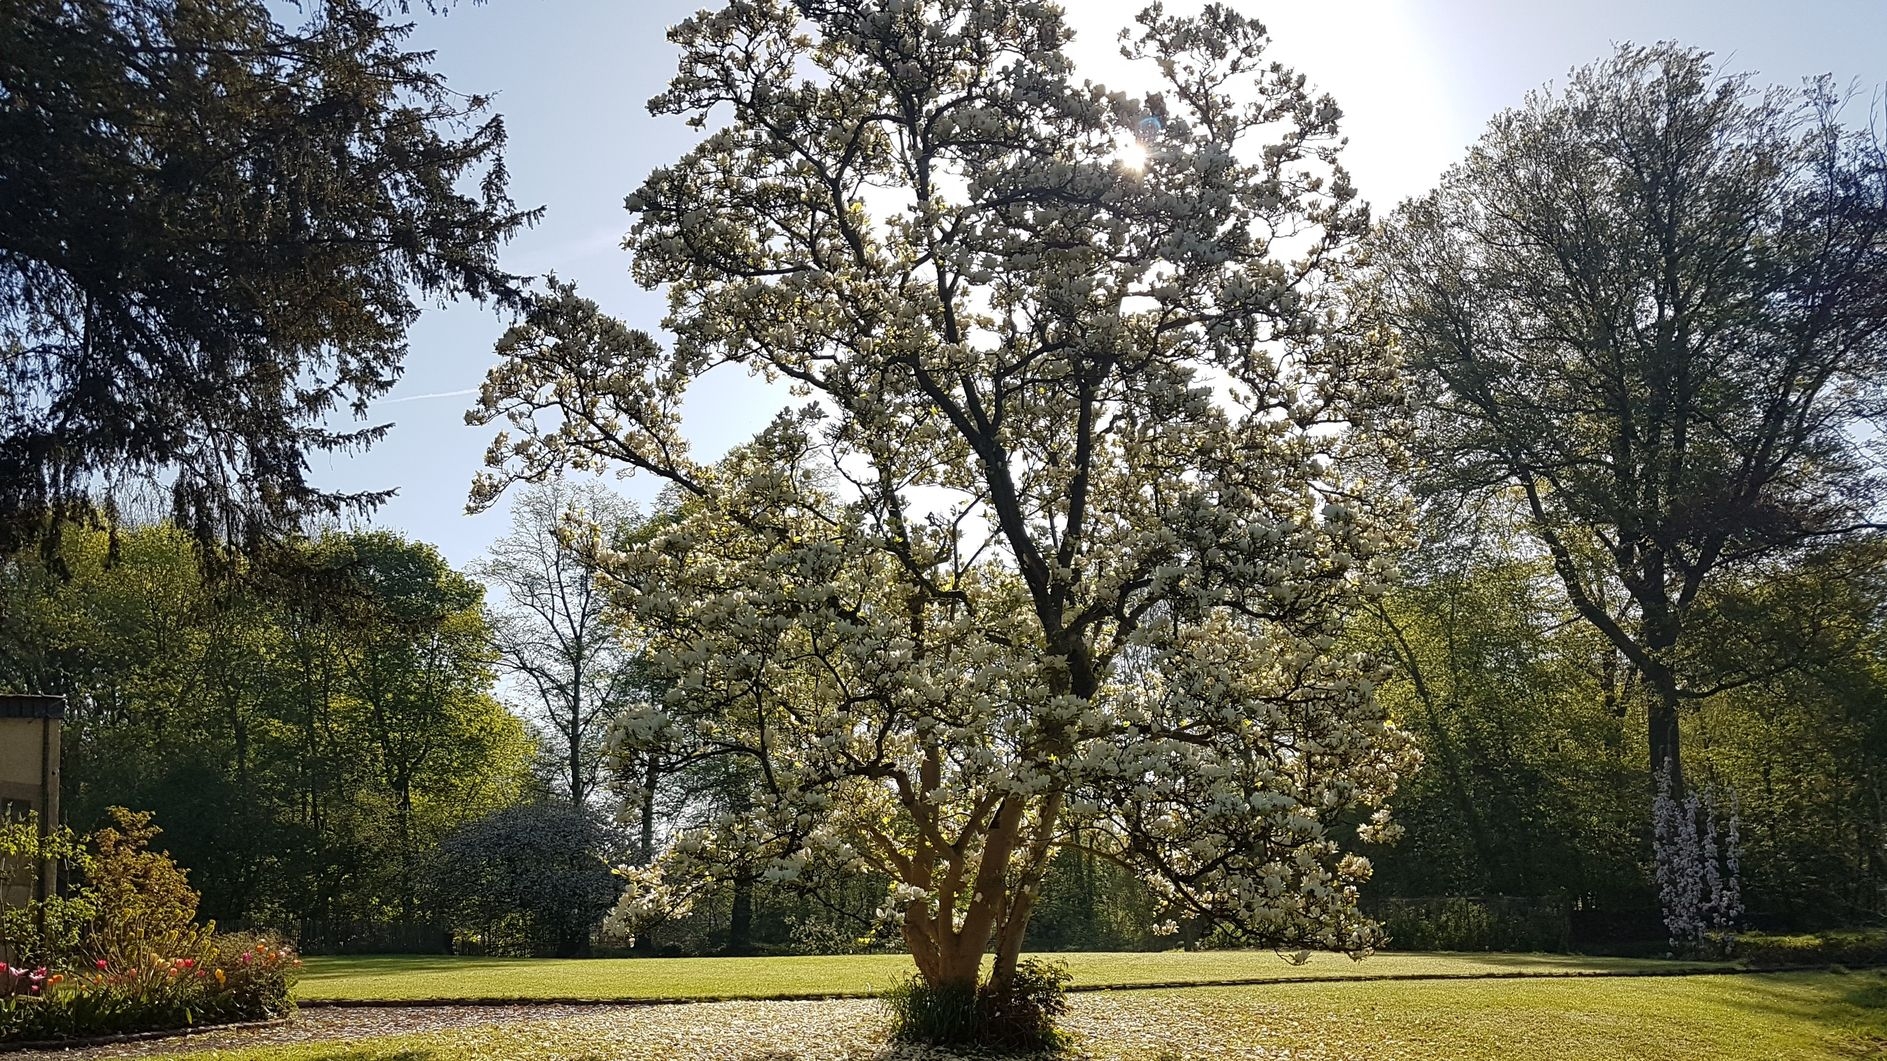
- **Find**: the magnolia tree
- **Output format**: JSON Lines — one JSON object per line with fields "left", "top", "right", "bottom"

{"left": 469, "top": 0, "right": 1415, "bottom": 1003}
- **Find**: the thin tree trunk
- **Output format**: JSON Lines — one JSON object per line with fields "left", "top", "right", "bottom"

{"left": 727, "top": 871, "right": 755, "bottom": 955}
{"left": 639, "top": 756, "right": 658, "bottom": 865}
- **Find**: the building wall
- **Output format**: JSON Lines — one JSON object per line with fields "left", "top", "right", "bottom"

{"left": 0, "top": 697, "right": 64, "bottom": 919}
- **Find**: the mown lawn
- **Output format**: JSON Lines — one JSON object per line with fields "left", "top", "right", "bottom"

{"left": 295, "top": 949, "right": 1727, "bottom": 1002}
{"left": 152, "top": 969, "right": 1886, "bottom": 1060}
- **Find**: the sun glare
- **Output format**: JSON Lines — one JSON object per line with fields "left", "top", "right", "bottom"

{"left": 1116, "top": 140, "right": 1148, "bottom": 172}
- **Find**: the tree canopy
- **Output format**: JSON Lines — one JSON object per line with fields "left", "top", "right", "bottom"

{"left": 1370, "top": 44, "right": 1887, "bottom": 798}
{"left": 472, "top": 0, "right": 1415, "bottom": 999}
{"left": 0, "top": 0, "right": 537, "bottom": 549}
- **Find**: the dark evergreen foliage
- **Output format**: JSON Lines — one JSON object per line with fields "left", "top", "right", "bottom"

{"left": 0, "top": 0, "right": 537, "bottom": 549}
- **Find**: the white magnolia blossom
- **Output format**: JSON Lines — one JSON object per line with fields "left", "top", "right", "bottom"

{"left": 472, "top": 0, "right": 1418, "bottom": 995}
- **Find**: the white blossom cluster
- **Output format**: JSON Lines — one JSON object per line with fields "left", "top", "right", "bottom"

{"left": 472, "top": 0, "right": 1418, "bottom": 989}
{"left": 1652, "top": 766, "right": 1743, "bottom": 955}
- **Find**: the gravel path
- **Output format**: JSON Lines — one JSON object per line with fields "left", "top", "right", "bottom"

{"left": 6, "top": 1003, "right": 670, "bottom": 1059}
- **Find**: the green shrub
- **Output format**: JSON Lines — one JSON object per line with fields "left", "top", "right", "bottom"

{"left": 0, "top": 811, "right": 93, "bottom": 964}
{"left": 1374, "top": 896, "right": 1572, "bottom": 952}
{"left": 883, "top": 959, "right": 1071, "bottom": 1052}
{"left": 882, "top": 975, "right": 980, "bottom": 1047}
{"left": 76, "top": 808, "right": 212, "bottom": 969}
{"left": 1731, "top": 930, "right": 1887, "bottom": 968}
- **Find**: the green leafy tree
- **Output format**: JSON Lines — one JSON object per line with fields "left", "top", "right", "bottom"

{"left": 316, "top": 531, "right": 528, "bottom": 928}
{"left": 1371, "top": 44, "right": 1887, "bottom": 804}
{"left": 1688, "top": 543, "right": 1887, "bottom": 924}
{"left": 0, "top": 523, "right": 533, "bottom": 938}
{"left": 1355, "top": 501, "right": 1644, "bottom": 909}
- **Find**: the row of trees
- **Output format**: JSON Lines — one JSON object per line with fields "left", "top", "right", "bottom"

{"left": 1360, "top": 512, "right": 1887, "bottom": 929}
{"left": 487, "top": 481, "right": 1887, "bottom": 954}
{"left": 0, "top": 524, "right": 540, "bottom": 942}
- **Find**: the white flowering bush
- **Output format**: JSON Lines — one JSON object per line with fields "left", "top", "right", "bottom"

{"left": 1652, "top": 765, "right": 1743, "bottom": 956}
{"left": 469, "top": 0, "right": 1417, "bottom": 1031}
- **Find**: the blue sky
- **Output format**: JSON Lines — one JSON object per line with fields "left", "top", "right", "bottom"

{"left": 310, "top": 0, "right": 1887, "bottom": 568}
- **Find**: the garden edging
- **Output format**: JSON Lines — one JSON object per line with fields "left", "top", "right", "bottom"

{"left": 0, "top": 1015, "right": 293, "bottom": 1054}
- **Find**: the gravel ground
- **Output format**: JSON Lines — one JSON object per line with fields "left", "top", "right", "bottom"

{"left": 0, "top": 995, "right": 1266, "bottom": 1061}
{"left": 10, "top": 972, "right": 1879, "bottom": 1061}
{"left": 4, "top": 1003, "right": 657, "bottom": 1059}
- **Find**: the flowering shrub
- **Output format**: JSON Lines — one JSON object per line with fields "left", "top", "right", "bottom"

{"left": 1652, "top": 771, "right": 1743, "bottom": 956}
{"left": 0, "top": 936, "right": 298, "bottom": 1043}
{"left": 0, "top": 808, "right": 299, "bottom": 1043}
{"left": 429, "top": 802, "right": 624, "bottom": 957}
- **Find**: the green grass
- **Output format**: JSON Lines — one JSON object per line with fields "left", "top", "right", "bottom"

{"left": 155, "top": 969, "right": 1887, "bottom": 1060}
{"left": 295, "top": 949, "right": 1728, "bottom": 1003}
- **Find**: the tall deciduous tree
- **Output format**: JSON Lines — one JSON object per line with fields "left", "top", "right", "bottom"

{"left": 475, "top": 480, "right": 647, "bottom": 808}
{"left": 0, "top": 0, "right": 537, "bottom": 549}
{"left": 1371, "top": 45, "right": 1887, "bottom": 800}
{"left": 318, "top": 531, "right": 501, "bottom": 928}
{"left": 471, "top": 0, "right": 1413, "bottom": 1014}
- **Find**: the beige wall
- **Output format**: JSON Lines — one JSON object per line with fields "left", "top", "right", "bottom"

{"left": 0, "top": 714, "right": 60, "bottom": 816}
{"left": 0, "top": 705, "right": 62, "bottom": 919}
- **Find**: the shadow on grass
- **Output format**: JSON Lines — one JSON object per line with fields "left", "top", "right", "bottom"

{"left": 1445, "top": 951, "right": 1716, "bottom": 971}
{"left": 1641, "top": 968, "right": 1887, "bottom": 1058}
{"left": 272, "top": 1053, "right": 436, "bottom": 1061}
{"left": 297, "top": 956, "right": 544, "bottom": 980}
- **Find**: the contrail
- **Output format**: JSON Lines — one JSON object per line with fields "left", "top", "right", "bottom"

{"left": 372, "top": 387, "right": 480, "bottom": 405}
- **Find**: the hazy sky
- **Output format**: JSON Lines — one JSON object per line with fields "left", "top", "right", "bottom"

{"left": 311, "top": 0, "right": 1887, "bottom": 567}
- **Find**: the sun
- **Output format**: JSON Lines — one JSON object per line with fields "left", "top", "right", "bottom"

{"left": 1116, "top": 140, "right": 1148, "bottom": 172}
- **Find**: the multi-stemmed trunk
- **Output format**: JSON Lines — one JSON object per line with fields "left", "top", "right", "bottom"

{"left": 898, "top": 787, "right": 1066, "bottom": 1003}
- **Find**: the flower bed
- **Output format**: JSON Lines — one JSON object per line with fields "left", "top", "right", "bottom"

{"left": 0, "top": 937, "right": 300, "bottom": 1043}
{"left": 1, "top": 808, "right": 300, "bottom": 1044}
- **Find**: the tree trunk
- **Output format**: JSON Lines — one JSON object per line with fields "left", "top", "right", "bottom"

{"left": 1633, "top": 573, "right": 1687, "bottom": 799}
{"left": 1648, "top": 679, "right": 1684, "bottom": 797}
{"left": 727, "top": 871, "right": 755, "bottom": 955}
{"left": 988, "top": 885, "right": 1039, "bottom": 997}
{"left": 932, "top": 933, "right": 985, "bottom": 995}
{"left": 569, "top": 654, "right": 586, "bottom": 806}
{"left": 639, "top": 756, "right": 659, "bottom": 866}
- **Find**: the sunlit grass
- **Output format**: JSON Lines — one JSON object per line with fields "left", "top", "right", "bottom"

{"left": 295, "top": 949, "right": 1729, "bottom": 1003}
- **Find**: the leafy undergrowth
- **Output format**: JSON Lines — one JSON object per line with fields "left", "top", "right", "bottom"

{"left": 1733, "top": 930, "right": 1887, "bottom": 969}
{"left": 96, "top": 970, "right": 1887, "bottom": 1061}
{"left": 293, "top": 950, "right": 1729, "bottom": 1003}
